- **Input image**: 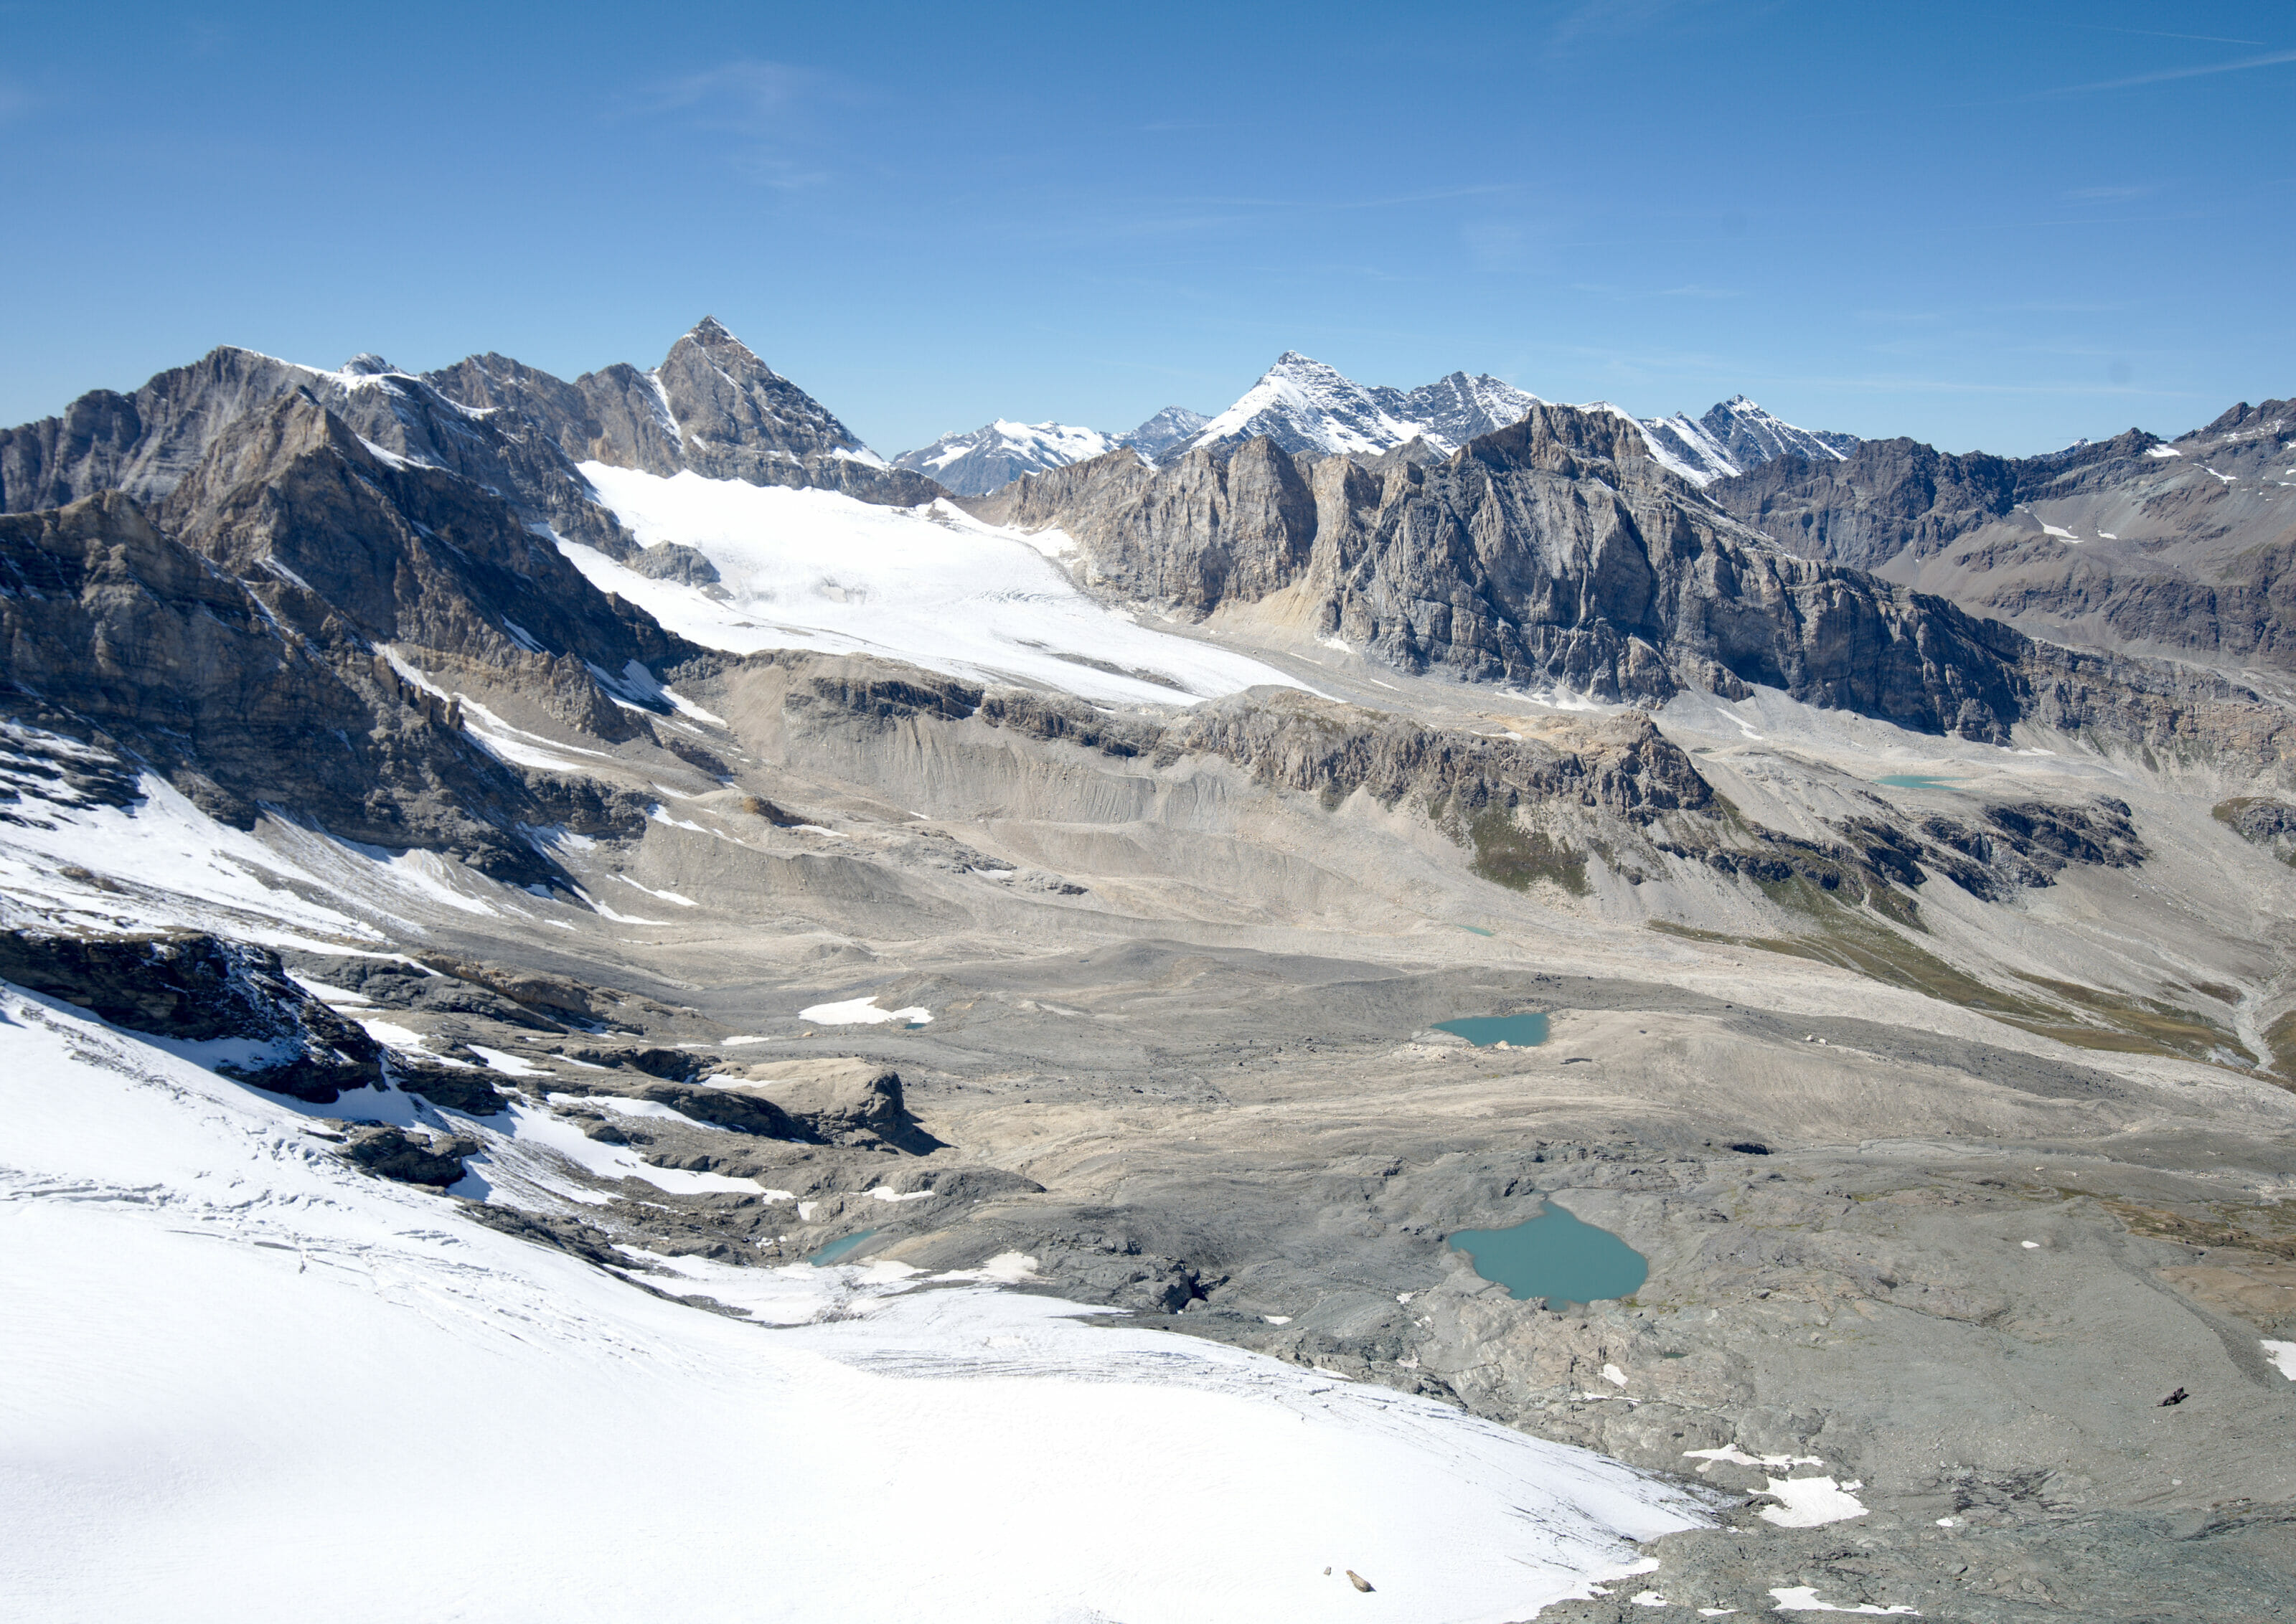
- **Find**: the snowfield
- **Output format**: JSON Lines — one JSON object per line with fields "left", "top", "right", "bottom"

{"left": 0, "top": 987, "right": 1706, "bottom": 1623}
{"left": 569, "top": 465, "right": 1312, "bottom": 707}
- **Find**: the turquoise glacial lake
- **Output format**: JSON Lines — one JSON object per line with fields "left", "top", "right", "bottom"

{"left": 1449, "top": 1200, "right": 1648, "bottom": 1303}
{"left": 808, "top": 1228, "right": 880, "bottom": 1267}
{"left": 1433, "top": 1013, "right": 1550, "bottom": 1047}
{"left": 1873, "top": 774, "right": 1964, "bottom": 790}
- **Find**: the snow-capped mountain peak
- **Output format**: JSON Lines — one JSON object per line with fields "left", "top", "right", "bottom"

{"left": 1632, "top": 396, "right": 1859, "bottom": 486}
{"left": 1186, "top": 352, "right": 1429, "bottom": 458}
{"left": 891, "top": 420, "right": 1117, "bottom": 496}
{"left": 1175, "top": 351, "right": 1850, "bottom": 485}
{"left": 1184, "top": 353, "right": 1542, "bottom": 460}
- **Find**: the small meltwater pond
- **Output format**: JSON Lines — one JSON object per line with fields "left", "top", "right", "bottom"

{"left": 808, "top": 1229, "right": 880, "bottom": 1267}
{"left": 1433, "top": 1012, "right": 1550, "bottom": 1047}
{"left": 1449, "top": 1200, "right": 1648, "bottom": 1304}
{"left": 1873, "top": 774, "right": 1964, "bottom": 790}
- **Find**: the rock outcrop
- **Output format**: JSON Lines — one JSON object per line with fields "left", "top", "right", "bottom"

{"left": 718, "top": 1056, "right": 939, "bottom": 1152}
{"left": 341, "top": 1123, "right": 479, "bottom": 1186}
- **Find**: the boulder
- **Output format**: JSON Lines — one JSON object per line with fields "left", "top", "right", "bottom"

{"left": 341, "top": 1124, "right": 477, "bottom": 1187}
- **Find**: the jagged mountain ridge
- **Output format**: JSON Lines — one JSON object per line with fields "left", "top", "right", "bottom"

{"left": 1707, "top": 399, "right": 2296, "bottom": 671}
{"left": 1175, "top": 351, "right": 1855, "bottom": 486}
{"left": 855, "top": 352, "right": 1847, "bottom": 503}
{"left": 0, "top": 318, "right": 947, "bottom": 550}
{"left": 422, "top": 317, "right": 944, "bottom": 507}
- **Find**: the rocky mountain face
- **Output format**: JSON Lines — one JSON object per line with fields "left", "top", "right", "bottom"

{"left": 1708, "top": 400, "right": 2296, "bottom": 670}
{"left": 1633, "top": 395, "right": 1858, "bottom": 487}
{"left": 1181, "top": 352, "right": 1543, "bottom": 459}
{"left": 892, "top": 420, "right": 1116, "bottom": 496}
{"left": 0, "top": 378, "right": 713, "bottom": 884}
{"left": 969, "top": 403, "right": 2296, "bottom": 761}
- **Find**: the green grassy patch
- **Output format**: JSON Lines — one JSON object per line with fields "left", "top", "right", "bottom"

{"left": 1649, "top": 913, "right": 2259, "bottom": 1072}
{"left": 1469, "top": 813, "right": 1591, "bottom": 896}
{"left": 2009, "top": 973, "right": 2247, "bottom": 1067}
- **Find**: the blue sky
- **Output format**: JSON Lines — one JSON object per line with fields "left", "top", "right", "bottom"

{"left": 2, "top": 1, "right": 2291, "bottom": 455}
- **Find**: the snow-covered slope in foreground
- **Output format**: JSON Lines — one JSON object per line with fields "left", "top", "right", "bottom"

{"left": 572, "top": 464, "right": 1310, "bottom": 707}
{"left": 0, "top": 991, "right": 1703, "bottom": 1623}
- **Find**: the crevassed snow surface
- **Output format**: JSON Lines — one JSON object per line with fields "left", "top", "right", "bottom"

{"left": 571, "top": 465, "right": 1311, "bottom": 707}
{"left": 0, "top": 988, "right": 1703, "bottom": 1623}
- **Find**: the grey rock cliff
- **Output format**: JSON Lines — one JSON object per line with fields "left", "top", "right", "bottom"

{"left": 0, "top": 400, "right": 688, "bottom": 882}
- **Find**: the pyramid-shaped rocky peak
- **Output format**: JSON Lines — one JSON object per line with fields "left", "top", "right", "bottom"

{"left": 669, "top": 316, "right": 778, "bottom": 380}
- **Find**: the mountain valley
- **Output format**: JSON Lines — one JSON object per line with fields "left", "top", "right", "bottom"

{"left": 4, "top": 317, "right": 2295, "bottom": 1622}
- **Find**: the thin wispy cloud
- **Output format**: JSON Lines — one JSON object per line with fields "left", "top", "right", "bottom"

{"left": 636, "top": 60, "right": 821, "bottom": 128}
{"left": 2029, "top": 46, "right": 2296, "bottom": 98}
{"left": 623, "top": 60, "right": 853, "bottom": 189}
{"left": 2057, "top": 21, "right": 2267, "bottom": 47}
{"left": 1546, "top": 0, "right": 1774, "bottom": 51}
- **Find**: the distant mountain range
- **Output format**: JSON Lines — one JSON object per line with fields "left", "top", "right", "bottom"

{"left": 890, "top": 408, "right": 1208, "bottom": 497}
{"left": 1705, "top": 400, "right": 2296, "bottom": 669}
{"left": 891, "top": 352, "right": 1855, "bottom": 496}
{"left": 11, "top": 313, "right": 2287, "bottom": 691}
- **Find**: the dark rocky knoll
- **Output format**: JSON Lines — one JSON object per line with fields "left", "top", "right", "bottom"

{"left": 0, "top": 929, "right": 392, "bottom": 1103}
{"left": 1709, "top": 399, "right": 2296, "bottom": 669}
{"left": 969, "top": 405, "right": 2296, "bottom": 769}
